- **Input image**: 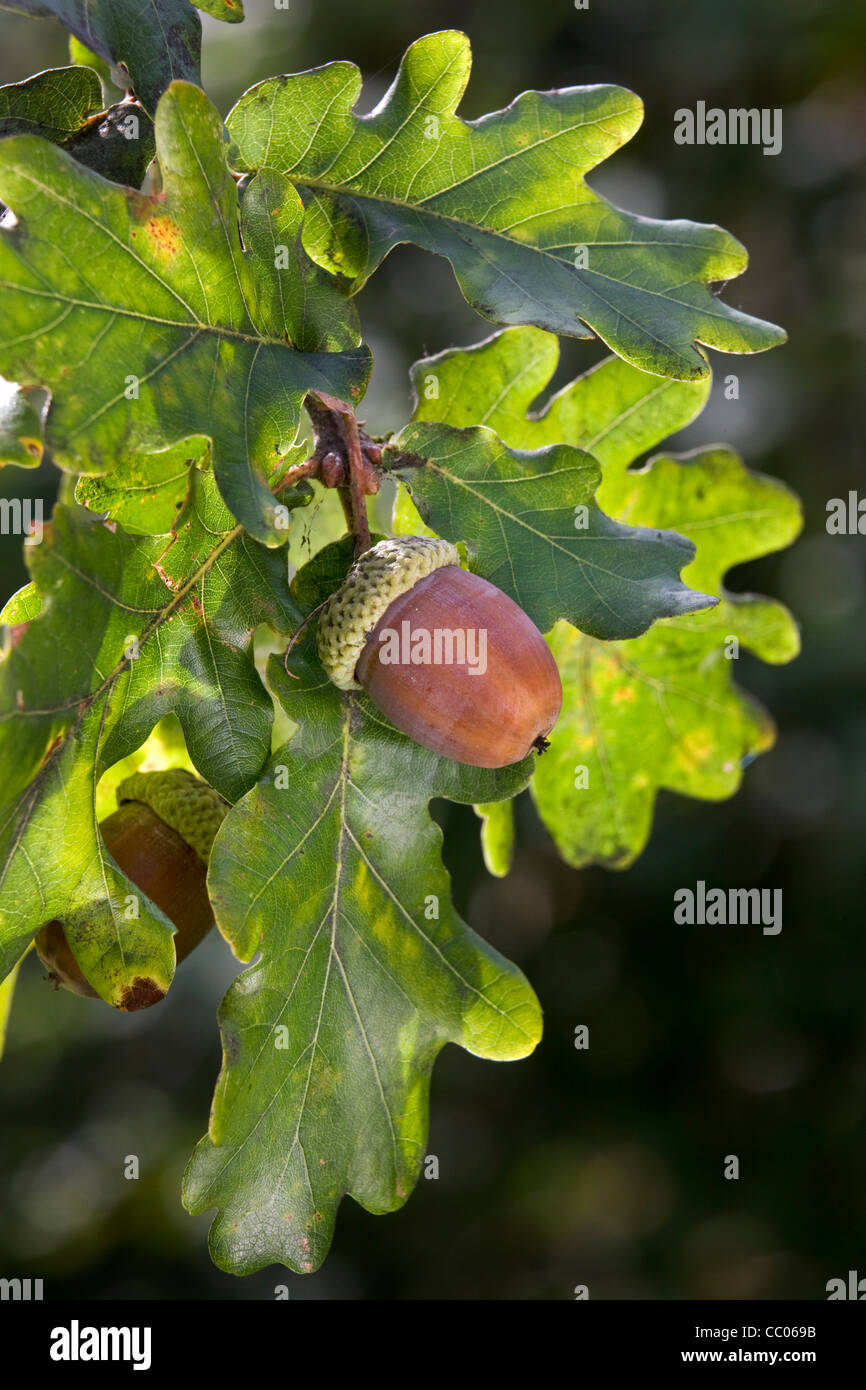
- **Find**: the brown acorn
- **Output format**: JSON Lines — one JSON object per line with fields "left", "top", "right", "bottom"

{"left": 35, "top": 769, "right": 228, "bottom": 1007}
{"left": 317, "top": 536, "right": 563, "bottom": 768}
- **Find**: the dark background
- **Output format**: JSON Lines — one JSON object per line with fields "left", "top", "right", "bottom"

{"left": 1, "top": 0, "right": 864, "bottom": 1299}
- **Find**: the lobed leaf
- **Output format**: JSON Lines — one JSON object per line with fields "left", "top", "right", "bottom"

{"left": 404, "top": 327, "right": 801, "bottom": 867}
{"left": 0, "top": 66, "right": 155, "bottom": 185}
{"left": 387, "top": 419, "right": 716, "bottom": 639}
{"left": 0, "top": 64, "right": 102, "bottom": 141}
{"left": 408, "top": 323, "right": 711, "bottom": 470}
{"left": 0, "top": 81, "right": 371, "bottom": 544}
{"left": 74, "top": 437, "right": 209, "bottom": 533}
{"left": 0, "top": 472, "right": 303, "bottom": 1000}
{"left": 227, "top": 30, "right": 785, "bottom": 380}
{"left": 474, "top": 801, "right": 515, "bottom": 879}
{"left": 535, "top": 446, "right": 801, "bottom": 866}
{"left": 0, "top": 0, "right": 202, "bottom": 116}
{"left": 184, "top": 541, "right": 542, "bottom": 1273}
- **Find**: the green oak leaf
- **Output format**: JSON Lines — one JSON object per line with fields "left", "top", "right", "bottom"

{"left": 387, "top": 419, "right": 715, "bottom": 639}
{"left": 193, "top": 0, "right": 243, "bottom": 19}
{"left": 407, "top": 324, "right": 711, "bottom": 469}
{"left": 0, "top": 66, "right": 155, "bottom": 186}
{"left": 0, "top": 81, "right": 371, "bottom": 544}
{"left": 474, "top": 801, "right": 515, "bottom": 879}
{"left": 0, "top": 64, "right": 103, "bottom": 140}
{"left": 227, "top": 29, "right": 784, "bottom": 381}
{"left": 536, "top": 446, "right": 801, "bottom": 867}
{"left": 404, "top": 327, "right": 802, "bottom": 867}
{"left": 0, "top": 474, "right": 303, "bottom": 998}
{"left": 75, "top": 437, "right": 209, "bottom": 534}
{"left": 0, "top": 705, "right": 179, "bottom": 1007}
{"left": 0, "top": 377, "right": 42, "bottom": 467}
{"left": 183, "top": 542, "right": 541, "bottom": 1274}
{"left": 0, "top": 1, "right": 202, "bottom": 116}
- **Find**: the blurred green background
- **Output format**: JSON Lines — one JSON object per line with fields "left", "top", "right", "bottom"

{"left": 1, "top": 0, "right": 864, "bottom": 1299}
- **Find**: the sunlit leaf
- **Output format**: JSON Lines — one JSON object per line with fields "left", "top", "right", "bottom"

{"left": 387, "top": 419, "right": 715, "bottom": 639}
{"left": 184, "top": 541, "right": 541, "bottom": 1273}
{"left": 402, "top": 327, "right": 801, "bottom": 867}
{"left": 0, "top": 0, "right": 202, "bottom": 115}
{"left": 0, "top": 82, "right": 370, "bottom": 544}
{"left": 0, "top": 473, "right": 303, "bottom": 999}
{"left": 0, "top": 65, "right": 154, "bottom": 184}
{"left": 228, "top": 30, "right": 785, "bottom": 380}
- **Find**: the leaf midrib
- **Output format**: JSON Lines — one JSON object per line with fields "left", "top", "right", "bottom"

{"left": 293, "top": 174, "right": 739, "bottom": 277}
{"left": 0, "top": 280, "right": 308, "bottom": 351}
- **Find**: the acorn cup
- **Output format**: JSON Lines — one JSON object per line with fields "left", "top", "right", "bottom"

{"left": 35, "top": 769, "right": 228, "bottom": 1008}
{"left": 317, "top": 536, "right": 563, "bottom": 768}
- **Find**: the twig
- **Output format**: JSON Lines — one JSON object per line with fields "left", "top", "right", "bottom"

{"left": 342, "top": 411, "right": 372, "bottom": 557}
{"left": 336, "top": 485, "right": 356, "bottom": 534}
{"left": 279, "top": 394, "right": 381, "bottom": 676}
{"left": 302, "top": 391, "right": 375, "bottom": 558}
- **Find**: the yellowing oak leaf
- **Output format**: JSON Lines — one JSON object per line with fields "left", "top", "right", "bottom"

{"left": 404, "top": 327, "right": 801, "bottom": 867}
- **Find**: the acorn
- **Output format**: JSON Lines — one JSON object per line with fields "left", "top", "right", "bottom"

{"left": 35, "top": 769, "right": 228, "bottom": 1007}
{"left": 317, "top": 537, "right": 563, "bottom": 768}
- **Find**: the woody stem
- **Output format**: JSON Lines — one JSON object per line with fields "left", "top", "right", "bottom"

{"left": 336, "top": 486, "right": 356, "bottom": 534}
{"left": 342, "top": 413, "right": 372, "bottom": 557}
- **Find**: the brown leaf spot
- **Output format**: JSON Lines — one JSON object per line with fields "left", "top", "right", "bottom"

{"left": 117, "top": 977, "right": 165, "bottom": 1011}
{"left": 144, "top": 215, "right": 182, "bottom": 260}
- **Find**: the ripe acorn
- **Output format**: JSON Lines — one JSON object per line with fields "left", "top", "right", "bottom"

{"left": 317, "top": 536, "right": 563, "bottom": 768}
{"left": 35, "top": 769, "right": 228, "bottom": 1008}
